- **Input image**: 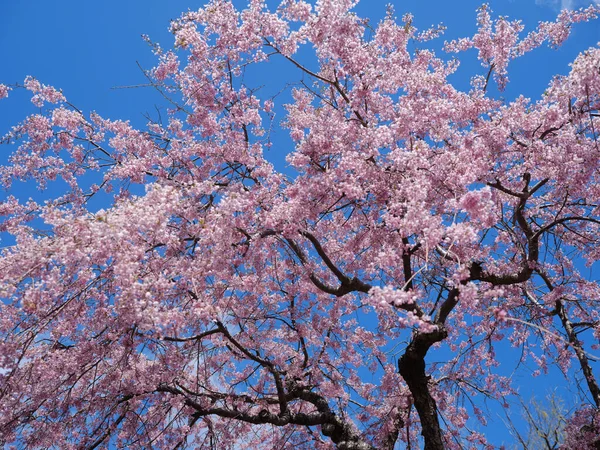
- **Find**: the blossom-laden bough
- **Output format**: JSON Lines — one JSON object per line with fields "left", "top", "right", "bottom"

{"left": 0, "top": 1, "right": 600, "bottom": 449}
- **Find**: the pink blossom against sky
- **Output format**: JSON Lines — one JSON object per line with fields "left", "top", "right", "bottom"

{"left": 0, "top": 1, "right": 599, "bottom": 448}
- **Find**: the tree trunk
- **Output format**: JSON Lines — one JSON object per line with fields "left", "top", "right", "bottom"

{"left": 398, "top": 329, "right": 448, "bottom": 450}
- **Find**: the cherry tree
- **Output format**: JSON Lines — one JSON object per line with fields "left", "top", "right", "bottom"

{"left": 0, "top": 1, "right": 599, "bottom": 448}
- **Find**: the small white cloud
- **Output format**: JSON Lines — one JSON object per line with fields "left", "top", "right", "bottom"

{"left": 536, "top": 0, "right": 598, "bottom": 10}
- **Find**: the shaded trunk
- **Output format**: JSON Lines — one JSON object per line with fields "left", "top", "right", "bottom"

{"left": 398, "top": 328, "right": 448, "bottom": 450}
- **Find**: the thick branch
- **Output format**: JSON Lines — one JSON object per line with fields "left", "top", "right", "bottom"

{"left": 300, "top": 231, "right": 372, "bottom": 295}
{"left": 161, "top": 328, "right": 221, "bottom": 342}
{"left": 293, "top": 388, "right": 376, "bottom": 450}
{"left": 158, "top": 383, "right": 375, "bottom": 450}
{"left": 300, "top": 231, "right": 350, "bottom": 284}
{"left": 157, "top": 384, "right": 326, "bottom": 426}
{"left": 285, "top": 232, "right": 372, "bottom": 297}
{"left": 382, "top": 411, "right": 404, "bottom": 450}
{"left": 478, "top": 175, "right": 548, "bottom": 285}
{"left": 284, "top": 236, "right": 343, "bottom": 294}
{"left": 215, "top": 321, "right": 288, "bottom": 415}
{"left": 434, "top": 287, "right": 460, "bottom": 326}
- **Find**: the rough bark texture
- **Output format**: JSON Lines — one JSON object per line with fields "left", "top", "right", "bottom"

{"left": 398, "top": 328, "right": 449, "bottom": 450}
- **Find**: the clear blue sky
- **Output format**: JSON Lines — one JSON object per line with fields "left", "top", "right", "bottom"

{"left": 0, "top": 0, "right": 599, "bottom": 447}
{"left": 1, "top": 0, "right": 597, "bottom": 178}
{"left": 0, "top": 0, "right": 598, "bottom": 132}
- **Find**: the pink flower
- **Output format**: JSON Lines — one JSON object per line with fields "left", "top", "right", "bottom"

{"left": 0, "top": 84, "right": 10, "bottom": 99}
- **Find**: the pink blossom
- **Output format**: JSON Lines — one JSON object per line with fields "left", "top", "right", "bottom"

{"left": 0, "top": 2, "right": 599, "bottom": 449}
{"left": 0, "top": 84, "right": 9, "bottom": 99}
{"left": 24, "top": 76, "right": 65, "bottom": 106}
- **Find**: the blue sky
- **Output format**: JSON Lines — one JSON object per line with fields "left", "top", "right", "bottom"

{"left": 0, "top": 0, "right": 598, "bottom": 132}
{"left": 1, "top": 0, "right": 597, "bottom": 180}
{"left": 0, "top": 0, "right": 599, "bottom": 447}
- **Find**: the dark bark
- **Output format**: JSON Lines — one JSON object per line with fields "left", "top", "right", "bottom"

{"left": 382, "top": 411, "right": 404, "bottom": 450}
{"left": 396, "top": 286, "right": 462, "bottom": 449}
{"left": 294, "top": 389, "right": 376, "bottom": 450}
{"left": 398, "top": 327, "right": 449, "bottom": 450}
{"left": 283, "top": 234, "right": 372, "bottom": 297}
{"left": 157, "top": 365, "right": 377, "bottom": 450}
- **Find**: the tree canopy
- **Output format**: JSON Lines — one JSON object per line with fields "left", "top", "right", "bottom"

{"left": 1, "top": 1, "right": 600, "bottom": 448}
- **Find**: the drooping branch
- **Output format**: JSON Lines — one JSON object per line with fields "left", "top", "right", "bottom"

{"left": 263, "top": 39, "right": 369, "bottom": 127}
{"left": 83, "top": 394, "right": 134, "bottom": 450}
{"left": 536, "top": 271, "right": 600, "bottom": 408}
